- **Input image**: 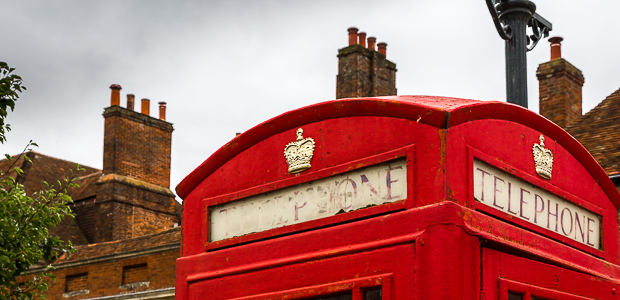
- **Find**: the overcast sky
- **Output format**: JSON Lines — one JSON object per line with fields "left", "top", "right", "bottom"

{"left": 1, "top": 1, "right": 619, "bottom": 201}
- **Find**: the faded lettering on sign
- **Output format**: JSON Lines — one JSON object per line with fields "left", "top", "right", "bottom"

{"left": 210, "top": 159, "right": 407, "bottom": 241}
{"left": 474, "top": 159, "right": 601, "bottom": 249}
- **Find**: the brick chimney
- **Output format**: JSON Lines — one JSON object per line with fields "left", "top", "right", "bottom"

{"left": 536, "top": 37, "right": 585, "bottom": 128}
{"left": 103, "top": 92, "right": 172, "bottom": 187}
{"left": 336, "top": 27, "right": 397, "bottom": 99}
{"left": 73, "top": 84, "right": 179, "bottom": 243}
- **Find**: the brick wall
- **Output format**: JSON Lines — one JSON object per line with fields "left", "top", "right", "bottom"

{"left": 536, "top": 58, "right": 585, "bottom": 129}
{"left": 122, "top": 263, "right": 148, "bottom": 285}
{"left": 103, "top": 106, "right": 173, "bottom": 188}
{"left": 132, "top": 206, "right": 178, "bottom": 237}
{"left": 336, "top": 44, "right": 397, "bottom": 99}
{"left": 37, "top": 246, "right": 178, "bottom": 299}
{"left": 65, "top": 273, "right": 88, "bottom": 293}
{"left": 72, "top": 183, "right": 178, "bottom": 243}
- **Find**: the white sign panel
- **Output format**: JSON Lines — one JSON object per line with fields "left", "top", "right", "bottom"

{"left": 473, "top": 159, "right": 601, "bottom": 249}
{"left": 210, "top": 159, "right": 407, "bottom": 241}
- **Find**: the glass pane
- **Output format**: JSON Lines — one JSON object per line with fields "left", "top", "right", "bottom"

{"left": 313, "top": 294, "right": 352, "bottom": 300}
{"left": 364, "top": 288, "right": 382, "bottom": 300}
{"left": 508, "top": 292, "right": 523, "bottom": 300}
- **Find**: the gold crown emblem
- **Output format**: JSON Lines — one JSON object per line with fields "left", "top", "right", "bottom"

{"left": 284, "top": 128, "right": 315, "bottom": 174}
{"left": 532, "top": 135, "right": 554, "bottom": 180}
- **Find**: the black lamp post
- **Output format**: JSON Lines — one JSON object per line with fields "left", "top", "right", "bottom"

{"left": 486, "top": 0, "right": 552, "bottom": 108}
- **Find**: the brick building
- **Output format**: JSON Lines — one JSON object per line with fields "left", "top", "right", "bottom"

{"left": 13, "top": 86, "right": 181, "bottom": 299}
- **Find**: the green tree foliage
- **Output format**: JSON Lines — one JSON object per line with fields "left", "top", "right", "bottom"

{"left": 0, "top": 63, "right": 80, "bottom": 299}
{"left": 0, "top": 62, "right": 26, "bottom": 144}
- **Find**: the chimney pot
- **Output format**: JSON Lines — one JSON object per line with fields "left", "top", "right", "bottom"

{"left": 358, "top": 32, "right": 367, "bottom": 48}
{"left": 158, "top": 101, "right": 167, "bottom": 121}
{"left": 549, "top": 36, "right": 563, "bottom": 60}
{"left": 377, "top": 42, "right": 387, "bottom": 56}
{"left": 348, "top": 27, "right": 359, "bottom": 45}
{"left": 367, "top": 37, "right": 377, "bottom": 51}
{"left": 126, "top": 94, "right": 135, "bottom": 110}
{"left": 109, "top": 84, "right": 122, "bottom": 106}
{"left": 141, "top": 98, "right": 150, "bottom": 115}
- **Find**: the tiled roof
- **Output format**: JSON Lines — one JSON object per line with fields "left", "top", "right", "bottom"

{"left": 0, "top": 152, "right": 101, "bottom": 245}
{"left": 50, "top": 217, "right": 90, "bottom": 246}
{"left": 0, "top": 153, "right": 27, "bottom": 179}
{"left": 567, "top": 88, "right": 620, "bottom": 175}
{"left": 70, "top": 171, "right": 102, "bottom": 200}
{"left": 1, "top": 151, "right": 100, "bottom": 195}
{"left": 20, "top": 152, "right": 100, "bottom": 195}
{"left": 56, "top": 227, "right": 181, "bottom": 263}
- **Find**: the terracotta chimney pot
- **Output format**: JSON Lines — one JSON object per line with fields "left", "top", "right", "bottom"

{"left": 358, "top": 32, "right": 367, "bottom": 48}
{"left": 141, "top": 98, "right": 150, "bottom": 116}
{"left": 377, "top": 42, "right": 387, "bottom": 56}
{"left": 367, "top": 37, "right": 377, "bottom": 51}
{"left": 348, "top": 27, "right": 359, "bottom": 45}
{"left": 549, "top": 36, "right": 563, "bottom": 60}
{"left": 109, "top": 84, "right": 122, "bottom": 106}
{"left": 158, "top": 102, "right": 167, "bottom": 121}
{"left": 126, "top": 94, "right": 135, "bottom": 110}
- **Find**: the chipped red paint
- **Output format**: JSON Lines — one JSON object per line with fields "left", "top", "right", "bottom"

{"left": 176, "top": 96, "right": 620, "bottom": 299}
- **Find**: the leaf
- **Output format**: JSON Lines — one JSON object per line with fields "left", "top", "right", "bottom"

{"left": 0, "top": 146, "right": 74, "bottom": 298}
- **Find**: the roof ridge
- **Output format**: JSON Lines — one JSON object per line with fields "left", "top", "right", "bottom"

{"left": 74, "top": 171, "right": 102, "bottom": 181}
{"left": 567, "top": 86, "right": 620, "bottom": 131}
{"left": 585, "top": 87, "right": 620, "bottom": 116}
{"left": 27, "top": 151, "right": 101, "bottom": 172}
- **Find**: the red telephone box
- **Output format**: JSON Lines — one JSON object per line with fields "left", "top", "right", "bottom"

{"left": 175, "top": 96, "right": 620, "bottom": 299}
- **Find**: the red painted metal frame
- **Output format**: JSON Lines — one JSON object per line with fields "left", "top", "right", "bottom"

{"left": 201, "top": 145, "right": 415, "bottom": 250}
{"left": 230, "top": 274, "right": 392, "bottom": 300}
{"left": 482, "top": 248, "right": 620, "bottom": 299}
{"left": 499, "top": 279, "right": 594, "bottom": 300}
{"left": 181, "top": 229, "right": 415, "bottom": 299}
